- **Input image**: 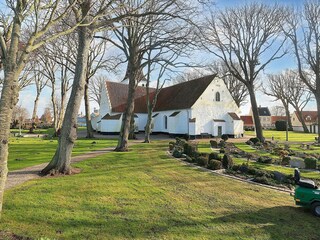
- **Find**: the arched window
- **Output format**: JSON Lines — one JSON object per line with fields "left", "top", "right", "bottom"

{"left": 164, "top": 116, "right": 168, "bottom": 129}
{"left": 215, "top": 92, "right": 221, "bottom": 101}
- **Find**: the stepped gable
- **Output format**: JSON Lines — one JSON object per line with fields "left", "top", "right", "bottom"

{"left": 154, "top": 74, "right": 216, "bottom": 111}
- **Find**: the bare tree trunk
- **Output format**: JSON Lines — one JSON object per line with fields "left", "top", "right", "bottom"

{"left": 115, "top": 79, "right": 136, "bottom": 151}
{"left": 282, "top": 100, "right": 293, "bottom": 131}
{"left": 31, "top": 93, "right": 40, "bottom": 133}
{"left": 144, "top": 106, "right": 152, "bottom": 143}
{"left": 128, "top": 114, "right": 136, "bottom": 140}
{"left": 41, "top": 25, "right": 93, "bottom": 175}
{"left": 248, "top": 86, "right": 264, "bottom": 142}
{"left": 57, "top": 93, "right": 67, "bottom": 130}
{"left": 84, "top": 78, "right": 94, "bottom": 138}
{"left": 0, "top": 71, "right": 19, "bottom": 212}
{"left": 294, "top": 107, "right": 309, "bottom": 133}
{"left": 317, "top": 98, "right": 320, "bottom": 142}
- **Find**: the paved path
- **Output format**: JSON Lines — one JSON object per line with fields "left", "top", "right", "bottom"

{"left": 5, "top": 148, "right": 114, "bottom": 190}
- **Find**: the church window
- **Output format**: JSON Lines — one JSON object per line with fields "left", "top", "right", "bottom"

{"left": 164, "top": 116, "right": 168, "bottom": 129}
{"left": 215, "top": 92, "right": 220, "bottom": 101}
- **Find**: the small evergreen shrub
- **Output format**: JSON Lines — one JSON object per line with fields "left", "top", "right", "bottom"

{"left": 218, "top": 140, "right": 226, "bottom": 148}
{"left": 183, "top": 134, "right": 190, "bottom": 141}
{"left": 169, "top": 143, "right": 174, "bottom": 151}
{"left": 172, "top": 149, "right": 182, "bottom": 158}
{"left": 221, "top": 134, "right": 229, "bottom": 142}
{"left": 254, "top": 176, "right": 271, "bottom": 185}
{"left": 210, "top": 140, "right": 218, "bottom": 148}
{"left": 257, "top": 156, "right": 273, "bottom": 164}
{"left": 219, "top": 148, "right": 225, "bottom": 154}
{"left": 209, "top": 152, "right": 221, "bottom": 161}
{"left": 183, "top": 143, "right": 196, "bottom": 156}
{"left": 208, "top": 160, "right": 222, "bottom": 170}
{"left": 304, "top": 157, "right": 317, "bottom": 169}
{"left": 275, "top": 120, "right": 287, "bottom": 131}
{"left": 222, "top": 154, "right": 233, "bottom": 169}
{"left": 196, "top": 156, "right": 208, "bottom": 167}
{"left": 185, "top": 155, "right": 193, "bottom": 163}
{"left": 281, "top": 156, "right": 291, "bottom": 165}
{"left": 249, "top": 137, "right": 260, "bottom": 144}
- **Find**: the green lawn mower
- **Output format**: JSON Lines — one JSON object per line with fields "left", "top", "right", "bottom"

{"left": 294, "top": 168, "right": 320, "bottom": 217}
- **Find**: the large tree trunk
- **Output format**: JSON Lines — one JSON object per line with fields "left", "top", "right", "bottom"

{"left": 294, "top": 107, "right": 309, "bottom": 133}
{"left": 41, "top": 25, "right": 93, "bottom": 175}
{"left": 115, "top": 78, "right": 136, "bottom": 151}
{"left": 317, "top": 98, "right": 320, "bottom": 142}
{"left": 84, "top": 78, "right": 94, "bottom": 138}
{"left": 51, "top": 82, "right": 59, "bottom": 136}
{"left": 144, "top": 106, "right": 152, "bottom": 143}
{"left": 0, "top": 71, "right": 19, "bottom": 213}
{"left": 248, "top": 86, "right": 264, "bottom": 142}
{"left": 128, "top": 114, "right": 136, "bottom": 140}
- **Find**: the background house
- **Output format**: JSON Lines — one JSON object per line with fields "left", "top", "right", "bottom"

{"left": 291, "top": 111, "right": 318, "bottom": 133}
{"left": 92, "top": 75, "right": 244, "bottom": 138}
{"left": 249, "top": 106, "right": 272, "bottom": 129}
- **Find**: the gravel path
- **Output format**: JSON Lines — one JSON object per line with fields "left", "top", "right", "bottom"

{"left": 5, "top": 148, "right": 114, "bottom": 190}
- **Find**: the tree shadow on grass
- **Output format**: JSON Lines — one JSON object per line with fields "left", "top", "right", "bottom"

{"left": 210, "top": 205, "right": 320, "bottom": 240}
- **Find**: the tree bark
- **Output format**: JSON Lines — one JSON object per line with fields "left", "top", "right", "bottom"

{"left": 115, "top": 77, "right": 136, "bottom": 151}
{"left": 41, "top": 24, "right": 93, "bottom": 175}
{"left": 144, "top": 108, "right": 152, "bottom": 143}
{"left": 31, "top": 93, "right": 40, "bottom": 133}
{"left": 84, "top": 78, "right": 94, "bottom": 138}
{"left": 248, "top": 86, "right": 264, "bottom": 142}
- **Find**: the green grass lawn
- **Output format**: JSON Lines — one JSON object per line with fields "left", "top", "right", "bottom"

{"left": 8, "top": 138, "right": 117, "bottom": 171}
{"left": 245, "top": 130, "right": 318, "bottom": 142}
{"left": 1, "top": 141, "right": 319, "bottom": 239}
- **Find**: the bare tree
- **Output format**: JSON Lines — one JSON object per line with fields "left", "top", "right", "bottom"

{"left": 0, "top": 0, "right": 81, "bottom": 213}
{"left": 103, "top": 0, "right": 198, "bottom": 150}
{"left": 284, "top": 2, "right": 320, "bottom": 139}
{"left": 12, "top": 105, "right": 29, "bottom": 135}
{"left": 270, "top": 106, "right": 286, "bottom": 117}
{"left": 89, "top": 75, "right": 105, "bottom": 105}
{"left": 204, "top": 3, "right": 287, "bottom": 142}
{"left": 263, "top": 71, "right": 294, "bottom": 130}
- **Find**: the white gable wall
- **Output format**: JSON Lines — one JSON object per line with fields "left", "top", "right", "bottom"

{"left": 93, "top": 84, "right": 112, "bottom": 131}
{"left": 191, "top": 77, "right": 241, "bottom": 136}
{"left": 152, "top": 110, "right": 189, "bottom": 134}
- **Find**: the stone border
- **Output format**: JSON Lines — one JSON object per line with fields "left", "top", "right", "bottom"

{"left": 167, "top": 151, "right": 294, "bottom": 195}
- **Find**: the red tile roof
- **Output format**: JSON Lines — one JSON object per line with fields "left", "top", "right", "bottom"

{"left": 106, "top": 75, "right": 216, "bottom": 113}
{"left": 294, "top": 111, "right": 318, "bottom": 123}
{"left": 240, "top": 115, "right": 254, "bottom": 126}
{"left": 228, "top": 112, "right": 241, "bottom": 120}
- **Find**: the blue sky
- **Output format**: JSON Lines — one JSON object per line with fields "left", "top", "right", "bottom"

{"left": 12, "top": 0, "right": 318, "bottom": 117}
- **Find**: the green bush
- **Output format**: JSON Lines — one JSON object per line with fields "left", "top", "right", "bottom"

{"left": 172, "top": 149, "right": 182, "bottom": 158}
{"left": 208, "top": 160, "right": 222, "bottom": 170}
{"left": 196, "top": 156, "right": 208, "bottom": 167}
{"left": 210, "top": 140, "right": 218, "bottom": 148}
{"left": 218, "top": 140, "right": 226, "bottom": 148}
{"left": 219, "top": 148, "right": 225, "bottom": 154}
{"left": 209, "top": 152, "right": 221, "bottom": 161}
{"left": 257, "top": 156, "right": 273, "bottom": 164}
{"left": 304, "top": 157, "right": 317, "bottom": 169}
{"left": 183, "top": 143, "right": 196, "bottom": 156}
{"left": 275, "top": 120, "right": 287, "bottom": 131}
{"left": 249, "top": 137, "right": 260, "bottom": 144}
{"left": 254, "top": 176, "right": 271, "bottom": 185}
{"left": 281, "top": 156, "right": 291, "bottom": 165}
{"left": 222, "top": 154, "right": 233, "bottom": 169}
{"left": 169, "top": 143, "right": 174, "bottom": 151}
{"left": 184, "top": 155, "right": 193, "bottom": 163}
{"left": 221, "top": 134, "right": 229, "bottom": 142}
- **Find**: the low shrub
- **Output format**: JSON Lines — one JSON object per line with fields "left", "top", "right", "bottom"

{"left": 222, "top": 154, "right": 233, "bottom": 169}
{"left": 245, "top": 140, "right": 253, "bottom": 145}
{"left": 257, "top": 156, "right": 273, "bottom": 164}
{"left": 254, "top": 176, "right": 271, "bottom": 185}
{"left": 219, "top": 148, "right": 225, "bottom": 154}
{"left": 184, "top": 155, "right": 193, "bottom": 163}
{"left": 221, "top": 134, "right": 229, "bottom": 142}
{"left": 218, "top": 140, "right": 226, "bottom": 148}
{"left": 275, "top": 120, "right": 286, "bottom": 131}
{"left": 172, "top": 149, "right": 182, "bottom": 158}
{"left": 183, "top": 143, "right": 196, "bottom": 156}
{"left": 208, "top": 160, "right": 222, "bottom": 170}
{"left": 249, "top": 137, "right": 260, "bottom": 144}
{"left": 209, "top": 152, "right": 221, "bottom": 161}
{"left": 210, "top": 140, "right": 218, "bottom": 148}
{"left": 183, "top": 134, "right": 190, "bottom": 141}
{"left": 304, "top": 157, "right": 317, "bottom": 169}
{"left": 196, "top": 156, "right": 208, "bottom": 167}
{"left": 281, "top": 156, "right": 291, "bottom": 165}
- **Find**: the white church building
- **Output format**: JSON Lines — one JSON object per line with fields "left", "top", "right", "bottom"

{"left": 91, "top": 75, "right": 244, "bottom": 138}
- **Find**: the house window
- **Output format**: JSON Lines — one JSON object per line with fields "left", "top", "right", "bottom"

{"left": 164, "top": 115, "right": 168, "bottom": 129}
{"left": 215, "top": 92, "right": 220, "bottom": 101}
